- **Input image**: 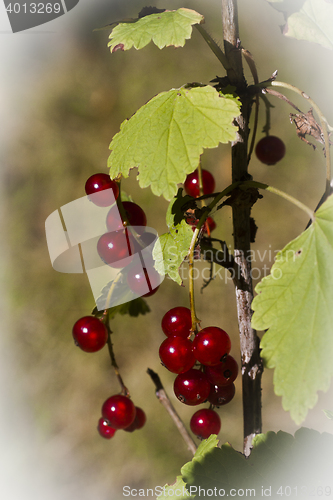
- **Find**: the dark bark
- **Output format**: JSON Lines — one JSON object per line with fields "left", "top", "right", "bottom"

{"left": 221, "top": 0, "right": 263, "bottom": 456}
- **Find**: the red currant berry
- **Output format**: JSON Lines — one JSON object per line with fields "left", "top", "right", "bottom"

{"left": 184, "top": 169, "right": 215, "bottom": 198}
{"left": 124, "top": 407, "right": 146, "bottom": 432}
{"left": 204, "top": 355, "right": 239, "bottom": 386}
{"left": 255, "top": 136, "right": 286, "bottom": 165}
{"left": 97, "top": 417, "right": 116, "bottom": 439}
{"left": 101, "top": 395, "right": 136, "bottom": 430}
{"left": 161, "top": 307, "right": 192, "bottom": 338}
{"left": 192, "top": 327, "right": 231, "bottom": 366}
{"left": 85, "top": 173, "right": 119, "bottom": 207}
{"left": 106, "top": 201, "right": 147, "bottom": 234}
{"left": 126, "top": 264, "right": 160, "bottom": 297}
{"left": 190, "top": 408, "right": 221, "bottom": 439}
{"left": 174, "top": 368, "right": 211, "bottom": 406}
{"left": 97, "top": 229, "right": 136, "bottom": 268}
{"left": 159, "top": 337, "right": 196, "bottom": 374}
{"left": 208, "top": 383, "right": 235, "bottom": 406}
{"left": 204, "top": 217, "right": 216, "bottom": 233}
{"left": 72, "top": 316, "right": 108, "bottom": 353}
{"left": 186, "top": 216, "right": 216, "bottom": 234}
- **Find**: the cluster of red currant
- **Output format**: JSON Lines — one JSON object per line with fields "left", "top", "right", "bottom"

{"left": 72, "top": 306, "right": 147, "bottom": 439}
{"left": 70, "top": 172, "right": 164, "bottom": 439}
{"left": 67, "top": 131, "right": 286, "bottom": 444}
{"left": 86, "top": 173, "right": 160, "bottom": 297}
{"left": 98, "top": 396, "right": 146, "bottom": 439}
{"left": 159, "top": 306, "right": 238, "bottom": 440}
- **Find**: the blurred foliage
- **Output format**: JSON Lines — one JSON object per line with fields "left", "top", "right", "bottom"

{"left": 3, "top": 0, "right": 333, "bottom": 498}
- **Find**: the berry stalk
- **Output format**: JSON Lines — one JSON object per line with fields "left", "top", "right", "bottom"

{"left": 103, "top": 311, "right": 129, "bottom": 396}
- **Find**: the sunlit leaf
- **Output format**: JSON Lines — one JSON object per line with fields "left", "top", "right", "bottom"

{"left": 108, "top": 8, "right": 204, "bottom": 52}
{"left": 267, "top": 0, "right": 333, "bottom": 49}
{"left": 153, "top": 197, "right": 193, "bottom": 285}
{"left": 108, "top": 86, "right": 240, "bottom": 200}
{"left": 252, "top": 194, "right": 333, "bottom": 424}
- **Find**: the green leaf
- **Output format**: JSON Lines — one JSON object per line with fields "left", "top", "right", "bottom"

{"left": 283, "top": 0, "right": 333, "bottom": 50}
{"left": 252, "top": 194, "right": 333, "bottom": 424}
{"left": 180, "top": 429, "right": 333, "bottom": 495}
{"left": 153, "top": 197, "right": 193, "bottom": 285}
{"left": 108, "top": 297, "right": 150, "bottom": 319}
{"left": 92, "top": 277, "right": 150, "bottom": 318}
{"left": 108, "top": 8, "right": 204, "bottom": 52}
{"left": 157, "top": 476, "right": 194, "bottom": 500}
{"left": 171, "top": 188, "right": 197, "bottom": 226}
{"left": 108, "top": 86, "right": 241, "bottom": 200}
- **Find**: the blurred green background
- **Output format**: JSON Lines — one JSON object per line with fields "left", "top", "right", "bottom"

{"left": 2, "top": 0, "right": 333, "bottom": 498}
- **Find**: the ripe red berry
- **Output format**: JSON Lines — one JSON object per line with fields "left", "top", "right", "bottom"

{"left": 174, "top": 368, "right": 211, "bottom": 405}
{"left": 204, "top": 217, "right": 216, "bottom": 233}
{"left": 208, "top": 383, "right": 235, "bottom": 406}
{"left": 106, "top": 201, "right": 147, "bottom": 234}
{"left": 72, "top": 316, "right": 108, "bottom": 353}
{"left": 97, "top": 229, "right": 136, "bottom": 268}
{"left": 126, "top": 264, "right": 160, "bottom": 297}
{"left": 204, "top": 355, "right": 239, "bottom": 386}
{"left": 85, "top": 173, "right": 119, "bottom": 207}
{"left": 255, "top": 136, "right": 286, "bottom": 165}
{"left": 190, "top": 408, "right": 221, "bottom": 439}
{"left": 192, "top": 327, "right": 231, "bottom": 366}
{"left": 97, "top": 417, "right": 116, "bottom": 439}
{"left": 161, "top": 307, "right": 192, "bottom": 338}
{"left": 184, "top": 169, "right": 215, "bottom": 198}
{"left": 124, "top": 407, "right": 146, "bottom": 432}
{"left": 186, "top": 216, "right": 216, "bottom": 234}
{"left": 159, "top": 336, "right": 196, "bottom": 374}
{"left": 101, "top": 395, "right": 136, "bottom": 430}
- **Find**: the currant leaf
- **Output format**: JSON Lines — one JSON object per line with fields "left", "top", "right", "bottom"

{"left": 285, "top": 0, "right": 333, "bottom": 50}
{"left": 153, "top": 197, "right": 193, "bottom": 285}
{"left": 252, "top": 194, "right": 333, "bottom": 424}
{"left": 92, "top": 286, "right": 150, "bottom": 319}
{"left": 171, "top": 188, "right": 196, "bottom": 226}
{"left": 267, "top": 0, "right": 333, "bottom": 50}
{"left": 158, "top": 475, "right": 194, "bottom": 500}
{"left": 108, "top": 8, "right": 204, "bottom": 52}
{"left": 108, "top": 86, "right": 241, "bottom": 200}
{"left": 180, "top": 429, "right": 333, "bottom": 493}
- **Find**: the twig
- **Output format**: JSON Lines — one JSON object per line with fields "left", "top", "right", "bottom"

{"left": 104, "top": 315, "right": 129, "bottom": 396}
{"left": 195, "top": 24, "right": 230, "bottom": 71}
{"left": 222, "top": 0, "right": 263, "bottom": 457}
{"left": 147, "top": 369, "right": 197, "bottom": 456}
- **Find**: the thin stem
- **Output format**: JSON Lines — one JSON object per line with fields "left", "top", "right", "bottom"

{"left": 195, "top": 24, "right": 230, "bottom": 71}
{"left": 188, "top": 227, "right": 201, "bottom": 332}
{"left": 243, "top": 180, "right": 315, "bottom": 222}
{"left": 104, "top": 272, "right": 123, "bottom": 310}
{"left": 241, "top": 48, "right": 259, "bottom": 164}
{"left": 104, "top": 316, "right": 129, "bottom": 396}
{"left": 264, "top": 80, "right": 332, "bottom": 199}
{"left": 147, "top": 369, "right": 197, "bottom": 456}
